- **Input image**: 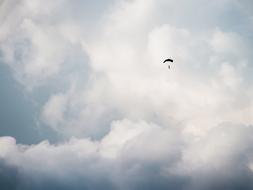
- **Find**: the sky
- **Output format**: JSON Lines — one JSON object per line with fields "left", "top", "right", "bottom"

{"left": 0, "top": 0, "right": 253, "bottom": 189}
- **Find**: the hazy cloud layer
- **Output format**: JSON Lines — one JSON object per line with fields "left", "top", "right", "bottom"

{"left": 0, "top": 0, "right": 253, "bottom": 189}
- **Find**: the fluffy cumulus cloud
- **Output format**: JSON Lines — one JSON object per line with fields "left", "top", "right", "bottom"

{"left": 1, "top": 0, "right": 253, "bottom": 189}
{"left": 1, "top": 122, "right": 253, "bottom": 190}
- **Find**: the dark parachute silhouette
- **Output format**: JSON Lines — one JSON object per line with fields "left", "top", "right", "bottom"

{"left": 163, "top": 58, "right": 173, "bottom": 69}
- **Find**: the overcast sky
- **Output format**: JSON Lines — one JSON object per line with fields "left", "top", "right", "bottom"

{"left": 1, "top": 0, "right": 253, "bottom": 189}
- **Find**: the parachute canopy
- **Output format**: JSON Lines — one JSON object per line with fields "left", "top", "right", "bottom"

{"left": 163, "top": 58, "right": 173, "bottom": 63}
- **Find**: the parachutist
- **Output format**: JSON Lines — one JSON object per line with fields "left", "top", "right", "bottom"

{"left": 163, "top": 58, "right": 173, "bottom": 69}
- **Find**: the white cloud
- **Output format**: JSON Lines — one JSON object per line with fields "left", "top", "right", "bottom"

{"left": 1, "top": 0, "right": 253, "bottom": 189}
{"left": 1, "top": 0, "right": 253, "bottom": 142}
{"left": 1, "top": 0, "right": 252, "bottom": 143}
{"left": 42, "top": 93, "right": 67, "bottom": 129}
{"left": 1, "top": 121, "right": 253, "bottom": 189}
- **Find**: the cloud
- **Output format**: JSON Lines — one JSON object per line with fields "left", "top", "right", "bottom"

{"left": 1, "top": 0, "right": 253, "bottom": 189}
{"left": 1, "top": 121, "right": 253, "bottom": 190}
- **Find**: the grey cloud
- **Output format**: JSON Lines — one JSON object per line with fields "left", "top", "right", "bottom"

{"left": 1, "top": 122, "right": 253, "bottom": 190}
{"left": 0, "top": 160, "right": 19, "bottom": 190}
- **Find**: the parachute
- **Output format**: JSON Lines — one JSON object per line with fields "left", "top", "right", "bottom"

{"left": 163, "top": 58, "right": 173, "bottom": 63}
{"left": 163, "top": 58, "right": 173, "bottom": 69}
